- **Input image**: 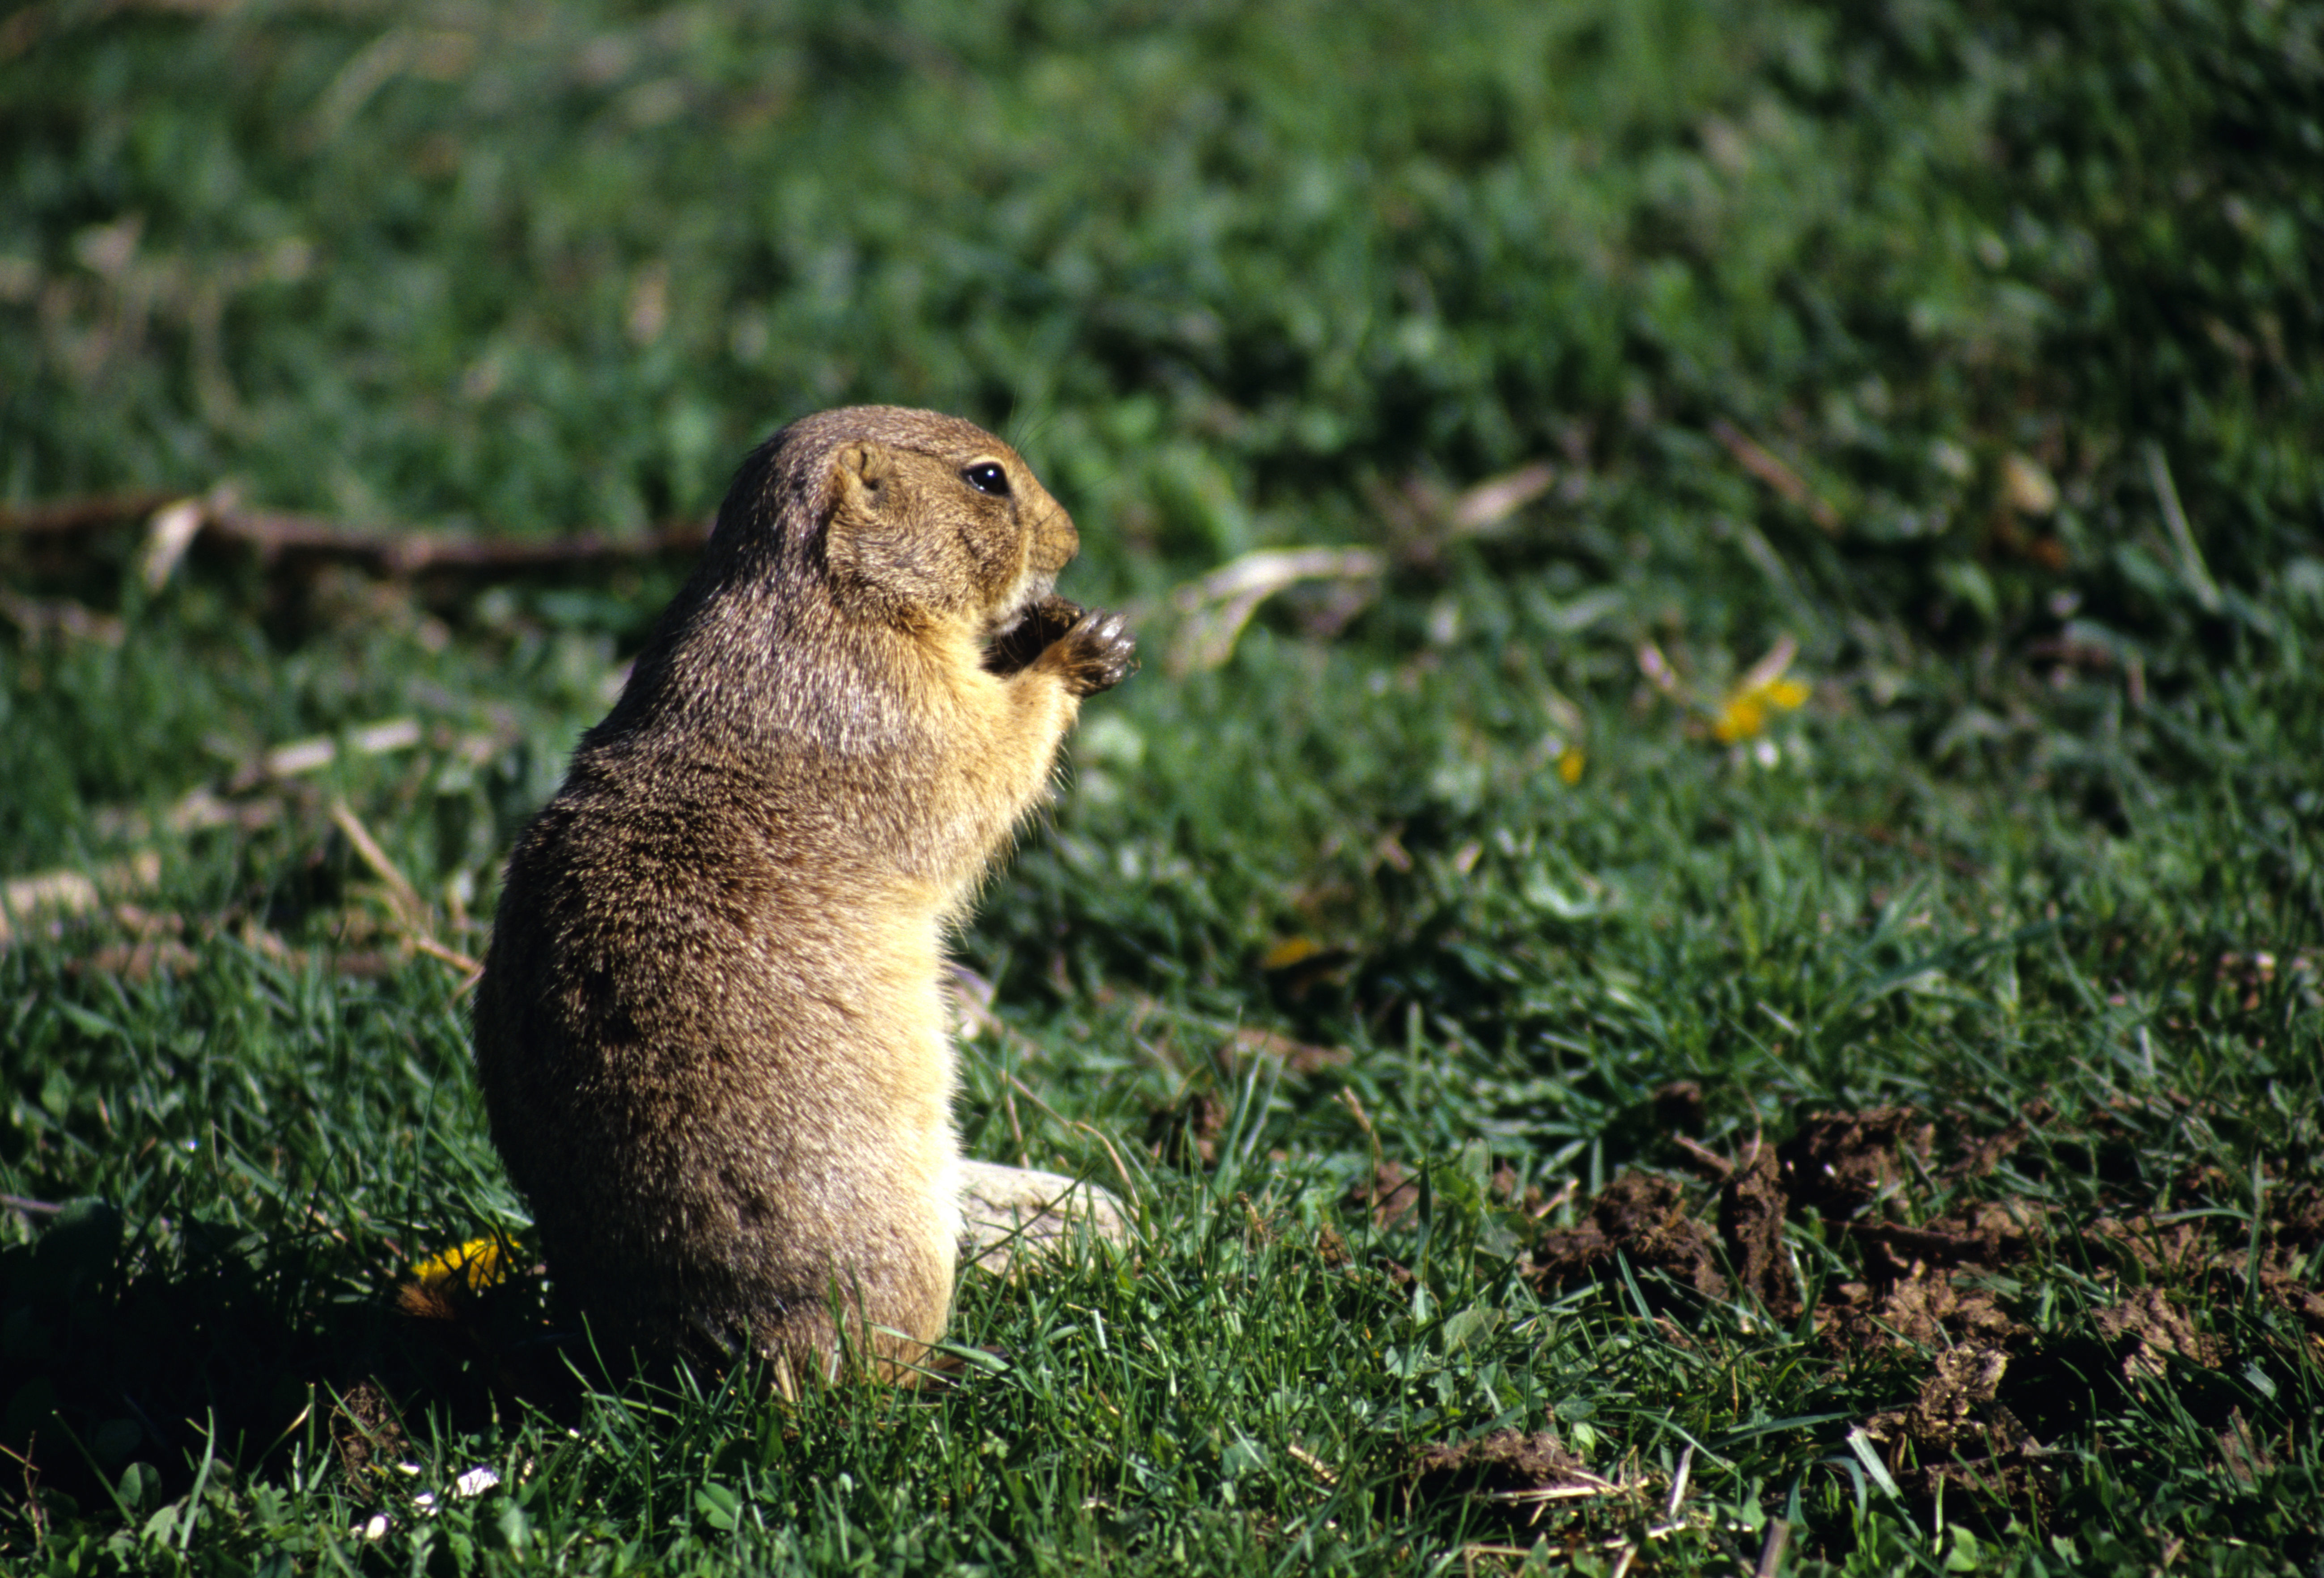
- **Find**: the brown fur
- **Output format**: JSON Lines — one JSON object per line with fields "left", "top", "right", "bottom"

{"left": 471, "top": 407, "right": 1134, "bottom": 1387}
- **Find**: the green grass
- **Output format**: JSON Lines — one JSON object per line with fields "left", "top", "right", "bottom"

{"left": 3, "top": 0, "right": 2322, "bottom": 1571}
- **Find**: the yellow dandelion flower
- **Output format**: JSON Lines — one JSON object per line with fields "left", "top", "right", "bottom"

{"left": 1712, "top": 696, "right": 1763, "bottom": 744}
{"left": 409, "top": 1236, "right": 509, "bottom": 1292}
{"left": 1556, "top": 747, "right": 1586, "bottom": 785}
{"left": 1711, "top": 637, "right": 1811, "bottom": 744}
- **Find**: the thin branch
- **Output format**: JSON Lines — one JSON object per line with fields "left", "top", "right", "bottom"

{"left": 0, "top": 489, "right": 711, "bottom": 579}
{"left": 201, "top": 507, "right": 711, "bottom": 576}
{"left": 0, "top": 491, "right": 179, "bottom": 534}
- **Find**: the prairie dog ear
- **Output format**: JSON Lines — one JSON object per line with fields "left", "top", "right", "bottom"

{"left": 831, "top": 440, "right": 895, "bottom": 514}
{"left": 823, "top": 439, "right": 953, "bottom": 618}
{"left": 826, "top": 440, "right": 899, "bottom": 567}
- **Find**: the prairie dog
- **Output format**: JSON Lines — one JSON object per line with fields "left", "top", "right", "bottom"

{"left": 471, "top": 407, "right": 1134, "bottom": 1386}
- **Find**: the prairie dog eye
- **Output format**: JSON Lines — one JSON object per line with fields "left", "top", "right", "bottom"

{"left": 963, "top": 462, "right": 1011, "bottom": 497}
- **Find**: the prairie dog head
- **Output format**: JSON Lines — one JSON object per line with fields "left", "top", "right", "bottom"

{"left": 799, "top": 407, "right": 1077, "bottom": 638}
{"left": 598, "top": 407, "right": 1090, "bottom": 745}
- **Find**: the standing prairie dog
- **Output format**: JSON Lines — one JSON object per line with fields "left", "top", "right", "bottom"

{"left": 472, "top": 407, "right": 1135, "bottom": 1387}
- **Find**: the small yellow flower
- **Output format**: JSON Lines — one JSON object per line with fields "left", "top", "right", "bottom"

{"left": 1261, "top": 937, "right": 1325, "bottom": 971}
{"left": 1710, "top": 637, "right": 1811, "bottom": 744}
{"left": 1556, "top": 747, "right": 1586, "bottom": 785}
{"left": 409, "top": 1236, "right": 509, "bottom": 1292}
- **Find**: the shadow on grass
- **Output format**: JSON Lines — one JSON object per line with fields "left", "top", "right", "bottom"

{"left": 0, "top": 1198, "right": 587, "bottom": 1534}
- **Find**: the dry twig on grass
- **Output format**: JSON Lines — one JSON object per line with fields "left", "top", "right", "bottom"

{"left": 1709, "top": 418, "right": 1841, "bottom": 533}
{"left": 328, "top": 798, "right": 483, "bottom": 988}
{"left": 1162, "top": 457, "right": 1563, "bottom": 672}
{"left": 1167, "top": 546, "right": 1385, "bottom": 674}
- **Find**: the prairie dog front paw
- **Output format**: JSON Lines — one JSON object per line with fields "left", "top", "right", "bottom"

{"left": 1043, "top": 607, "right": 1138, "bottom": 697}
{"left": 982, "top": 594, "right": 1085, "bottom": 677}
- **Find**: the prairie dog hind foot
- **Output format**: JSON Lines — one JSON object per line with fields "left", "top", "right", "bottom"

{"left": 956, "top": 1159, "right": 1130, "bottom": 1276}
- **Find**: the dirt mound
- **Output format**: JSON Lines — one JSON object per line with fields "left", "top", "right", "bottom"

{"left": 1395, "top": 1099, "right": 2324, "bottom": 1535}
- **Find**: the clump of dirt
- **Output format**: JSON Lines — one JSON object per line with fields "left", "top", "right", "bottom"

{"left": 1314, "top": 1222, "right": 1353, "bottom": 1268}
{"left": 1777, "top": 1107, "right": 1934, "bottom": 1217}
{"left": 1344, "top": 1160, "right": 1422, "bottom": 1230}
{"left": 330, "top": 1379, "right": 409, "bottom": 1493}
{"left": 1145, "top": 1091, "right": 1228, "bottom": 1168}
{"left": 1399, "top": 1427, "right": 1622, "bottom": 1523}
{"left": 2089, "top": 1286, "right": 2231, "bottom": 1378}
{"left": 1863, "top": 1344, "right": 2014, "bottom": 1452}
{"left": 1528, "top": 1171, "right": 1728, "bottom": 1303}
{"left": 1717, "top": 1137, "right": 1793, "bottom": 1315}
{"left": 1858, "top": 1343, "right": 2057, "bottom": 1522}
{"left": 1412, "top": 1428, "right": 1591, "bottom": 1494}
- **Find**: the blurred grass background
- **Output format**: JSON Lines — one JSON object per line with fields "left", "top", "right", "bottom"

{"left": 2, "top": 0, "right": 2320, "bottom": 1571}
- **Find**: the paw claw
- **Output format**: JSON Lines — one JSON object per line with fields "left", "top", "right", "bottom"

{"left": 1056, "top": 607, "right": 1138, "bottom": 696}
